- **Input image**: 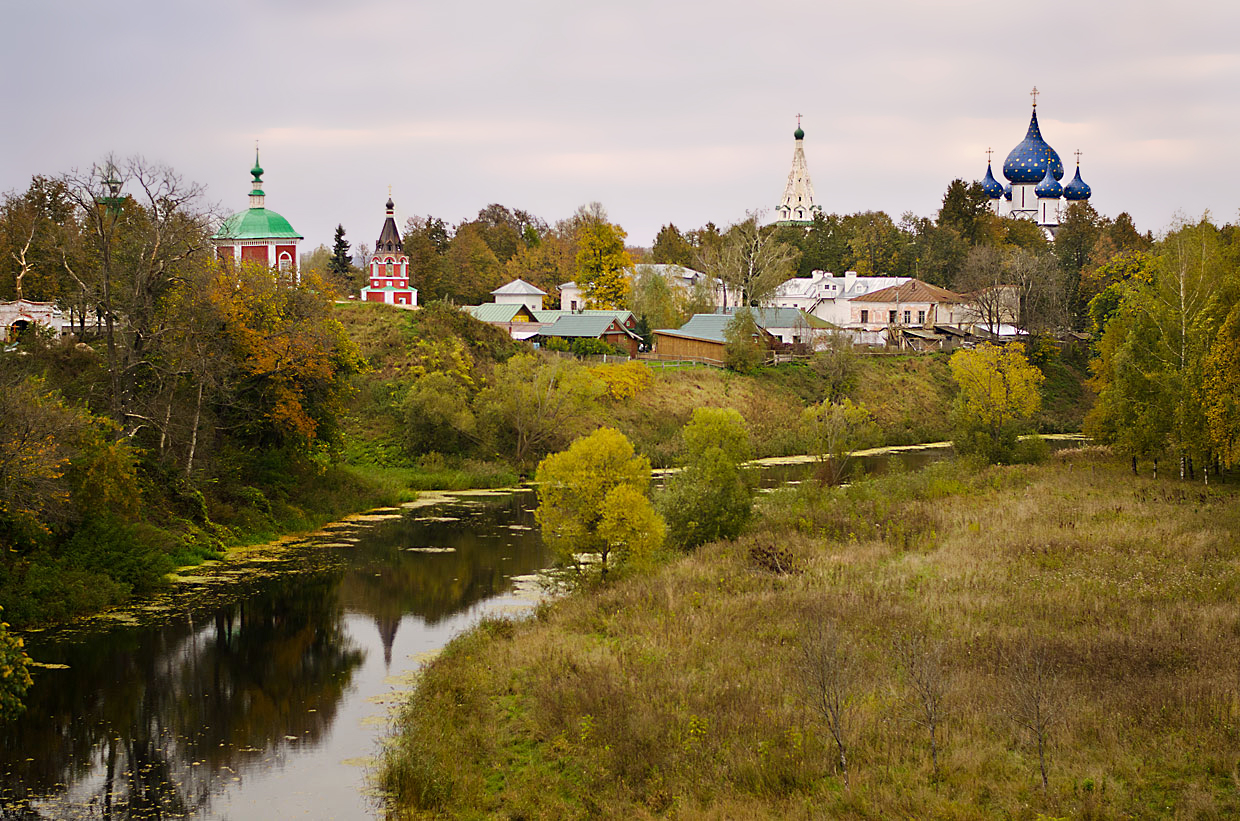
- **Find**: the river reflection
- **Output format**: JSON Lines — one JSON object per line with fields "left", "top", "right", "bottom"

{"left": 0, "top": 489, "right": 549, "bottom": 820}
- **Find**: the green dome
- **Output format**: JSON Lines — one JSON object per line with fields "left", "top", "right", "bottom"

{"left": 794, "top": 126, "right": 804, "bottom": 140}
{"left": 213, "top": 207, "right": 302, "bottom": 240}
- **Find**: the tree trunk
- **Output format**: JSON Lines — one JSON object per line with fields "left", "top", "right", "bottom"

{"left": 185, "top": 381, "right": 203, "bottom": 475}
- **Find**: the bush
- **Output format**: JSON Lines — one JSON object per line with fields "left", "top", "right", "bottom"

{"left": 659, "top": 447, "right": 752, "bottom": 549}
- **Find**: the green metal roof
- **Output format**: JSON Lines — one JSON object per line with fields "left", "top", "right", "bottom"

{"left": 538, "top": 314, "right": 636, "bottom": 339}
{"left": 467, "top": 303, "right": 533, "bottom": 323}
{"left": 213, "top": 207, "right": 303, "bottom": 240}
{"left": 532, "top": 309, "right": 634, "bottom": 325}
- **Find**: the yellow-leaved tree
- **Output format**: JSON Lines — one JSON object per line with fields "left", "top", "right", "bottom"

{"left": 949, "top": 343, "right": 1044, "bottom": 463}
{"left": 575, "top": 221, "right": 632, "bottom": 309}
{"left": 534, "top": 427, "right": 663, "bottom": 580}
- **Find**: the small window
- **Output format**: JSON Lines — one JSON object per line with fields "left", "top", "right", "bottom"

{"left": 889, "top": 310, "right": 897, "bottom": 324}
{"left": 918, "top": 310, "right": 926, "bottom": 324}
{"left": 860, "top": 310, "right": 869, "bottom": 323}
{"left": 386, "top": 261, "right": 394, "bottom": 275}
{"left": 903, "top": 310, "right": 911, "bottom": 325}
{"left": 279, "top": 252, "right": 292, "bottom": 272}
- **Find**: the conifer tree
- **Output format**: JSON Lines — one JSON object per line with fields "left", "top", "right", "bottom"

{"left": 328, "top": 224, "right": 352, "bottom": 282}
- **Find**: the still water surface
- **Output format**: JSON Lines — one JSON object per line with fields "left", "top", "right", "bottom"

{"left": 0, "top": 446, "right": 972, "bottom": 819}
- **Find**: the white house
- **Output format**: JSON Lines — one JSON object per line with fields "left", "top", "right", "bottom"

{"left": 1, "top": 299, "right": 71, "bottom": 342}
{"left": 772, "top": 271, "right": 911, "bottom": 327}
{"left": 491, "top": 278, "right": 547, "bottom": 312}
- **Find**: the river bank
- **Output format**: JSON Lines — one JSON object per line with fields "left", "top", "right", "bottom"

{"left": 378, "top": 448, "right": 1240, "bottom": 819}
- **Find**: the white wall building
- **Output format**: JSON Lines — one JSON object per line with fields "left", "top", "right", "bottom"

{"left": 771, "top": 271, "right": 911, "bottom": 327}
{"left": 491, "top": 278, "right": 547, "bottom": 312}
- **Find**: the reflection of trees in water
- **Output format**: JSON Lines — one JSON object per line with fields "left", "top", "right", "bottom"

{"left": 0, "top": 573, "right": 362, "bottom": 820}
{"left": 337, "top": 493, "right": 550, "bottom": 664}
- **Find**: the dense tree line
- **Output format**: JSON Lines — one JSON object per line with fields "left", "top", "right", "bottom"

{"left": 0, "top": 161, "right": 364, "bottom": 631}
{"left": 1086, "top": 215, "right": 1240, "bottom": 475}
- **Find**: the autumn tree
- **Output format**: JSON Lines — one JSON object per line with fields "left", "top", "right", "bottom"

{"left": 575, "top": 219, "right": 632, "bottom": 309}
{"left": 474, "top": 353, "right": 603, "bottom": 468}
{"left": 535, "top": 427, "right": 663, "bottom": 579}
{"left": 936, "top": 179, "right": 992, "bottom": 246}
{"left": 800, "top": 398, "right": 875, "bottom": 485}
{"left": 628, "top": 264, "right": 687, "bottom": 331}
{"left": 949, "top": 343, "right": 1044, "bottom": 463}
{"left": 723, "top": 308, "right": 765, "bottom": 373}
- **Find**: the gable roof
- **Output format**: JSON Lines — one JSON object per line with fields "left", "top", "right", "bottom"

{"left": 657, "top": 313, "right": 778, "bottom": 345}
{"left": 850, "top": 279, "right": 965, "bottom": 304}
{"left": 538, "top": 314, "right": 640, "bottom": 339}
{"left": 466, "top": 303, "right": 536, "bottom": 323}
{"left": 532, "top": 308, "right": 634, "bottom": 325}
{"left": 491, "top": 278, "right": 547, "bottom": 297}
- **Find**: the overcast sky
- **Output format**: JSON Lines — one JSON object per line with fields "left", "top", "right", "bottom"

{"left": 2, "top": 1, "right": 1238, "bottom": 252}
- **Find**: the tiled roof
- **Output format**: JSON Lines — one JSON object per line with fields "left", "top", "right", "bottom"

{"left": 850, "top": 280, "right": 965, "bottom": 304}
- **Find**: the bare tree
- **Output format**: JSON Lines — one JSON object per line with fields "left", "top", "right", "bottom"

{"left": 1008, "top": 249, "right": 1069, "bottom": 335}
{"left": 895, "top": 631, "right": 951, "bottom": 780}
{"left": 697, "top": 214, "right": 800, "bottom": 308}
{"left": 956, "top": 245, "right": 1012, "bottom": 334}
{"left": 1002, "top": 644, "right": 1059, "bottom": 790}
{"left": 797, "top": 618, "right": 856, "bottom": 787}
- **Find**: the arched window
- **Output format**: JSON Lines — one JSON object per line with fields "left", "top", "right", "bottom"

{"left": 385, "top": 259, "right": 394, "bottom": 275}
{"left": 279, "top": 252, "right": 292, "bottom": 272}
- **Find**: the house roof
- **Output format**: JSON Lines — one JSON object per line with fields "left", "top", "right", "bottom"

{"left": 466, "top": 303, "right": 535, "bottom": 323}
{"left": 532, "top": 308, "right": 634, "bottom": 325}
{"left": 538, "top": 314, "right": 639, "bottom": 339}
{"left": 657, "top": 313, "right": 778, "bottom": 345}
{"left": 491, "top": 278, "right": 546, "bottom": 297}
{"left": 851, "top": 279, "right": 965, "bottom": 304}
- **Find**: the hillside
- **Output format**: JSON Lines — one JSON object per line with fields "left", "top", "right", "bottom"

{"left": 334, "top": 301, "right": 1091, "bottom": 474}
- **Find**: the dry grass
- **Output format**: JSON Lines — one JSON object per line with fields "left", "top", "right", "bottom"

{"left": 379, "top": 449, "right": 1240, "bottom": 819}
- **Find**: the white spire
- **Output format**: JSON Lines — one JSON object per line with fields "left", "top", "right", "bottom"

{"left": 776, "top": 115, "right": 821, "bottom": 225}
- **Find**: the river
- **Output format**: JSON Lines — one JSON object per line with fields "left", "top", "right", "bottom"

{"left": 0, "top": 441, "right": 1066, "bottom": 819}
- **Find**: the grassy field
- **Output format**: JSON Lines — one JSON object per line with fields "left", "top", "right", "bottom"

{"left": 378, "top": 449, "right": 1240, "bottom": 819}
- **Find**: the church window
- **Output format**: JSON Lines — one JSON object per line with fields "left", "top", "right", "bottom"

{"left": 279, "top": 252, "right": 292, "bottom": 272}
{"left": 386, "top": 260, "right": 394, "bottom": 275}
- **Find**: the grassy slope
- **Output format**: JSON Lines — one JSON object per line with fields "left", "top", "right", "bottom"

{"left": 380, "top": 450, "right": 1240, "bottom": 819}
{"left": 334, "top": 302, "right": 1090, "bottom": 473}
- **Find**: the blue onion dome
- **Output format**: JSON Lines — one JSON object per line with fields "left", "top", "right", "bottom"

{"left": 1063, "top": 165, "right": 1091, "bottom": 201}
{"left": 1004, "top": 183, "right": 1013, "bottom": 201}
{"left": 980, "top": 163, "right": 1004, "bottom": 198}
{"left": 1034, "top": 163, "right": 1063, "bottom": 198}
{"left": 1003, "top": 108, "right": 1064, "bottom": 184}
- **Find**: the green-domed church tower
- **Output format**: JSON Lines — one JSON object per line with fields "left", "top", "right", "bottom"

{"left": 212, "top": 147, "right": 304, "bottom": 280}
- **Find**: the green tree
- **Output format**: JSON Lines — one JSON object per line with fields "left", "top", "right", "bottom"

{"left": 628, "top": 264, "right": 686, "bottom": 331}
{"left": 328, "top": 224, "right": 353, "bottom": 284}
{"left": 936, "top": 179, "right": 991, "bottom": 246}
{"left": 843, "top": 211, "right": 900, "bottom": 276}
{"left": 575, "top": 220, "right": 633, "bottom": 308}
{"left": 723, "top": 308, "right": 765, "bottom": 373}
{"left": 949, "top": 343, "right": 1044, "bottom": 463}
{"left": 800, "top": 398, "right": 875, "bottom": 484}
{"left": 651, "top": 223, "right": 695, "bottom": 266}
{"left": 534, "top": 427, "right": 661, "bottom": 578}
{"left": 660, "top": 408, "right": 752, "bottom": 549}
{"left": 443, "top": 223, "right": 503, "bottom": 304}
{"left": 809, "top": 331, "right": 859, "bottom": 403}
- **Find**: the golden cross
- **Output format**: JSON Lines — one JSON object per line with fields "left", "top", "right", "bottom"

{"left": 1030, "top": 86, "right": 1040, "bottom": 107}
{"left": 985, "top": 147, "right": 994, "bottom": 163}
{"left": 1074, "top": 149, "right": 1082, "bottom": 166}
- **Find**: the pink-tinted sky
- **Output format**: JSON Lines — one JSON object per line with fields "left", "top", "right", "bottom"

{"left": 2, "top": 0, "right": 1237, "bottom": 251}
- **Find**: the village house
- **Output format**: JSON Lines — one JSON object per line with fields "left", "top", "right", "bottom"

{"left": 534, "top": 314, "right": 643, "bottom": 357}
{"left": 847, "top": 279, "right": 971, "bottom": 346}
{"left": 651, "top": 313, "right": 779, "bottom": 365}
{"left": 771, "top": 270, "right": 911, "bottom": 327}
